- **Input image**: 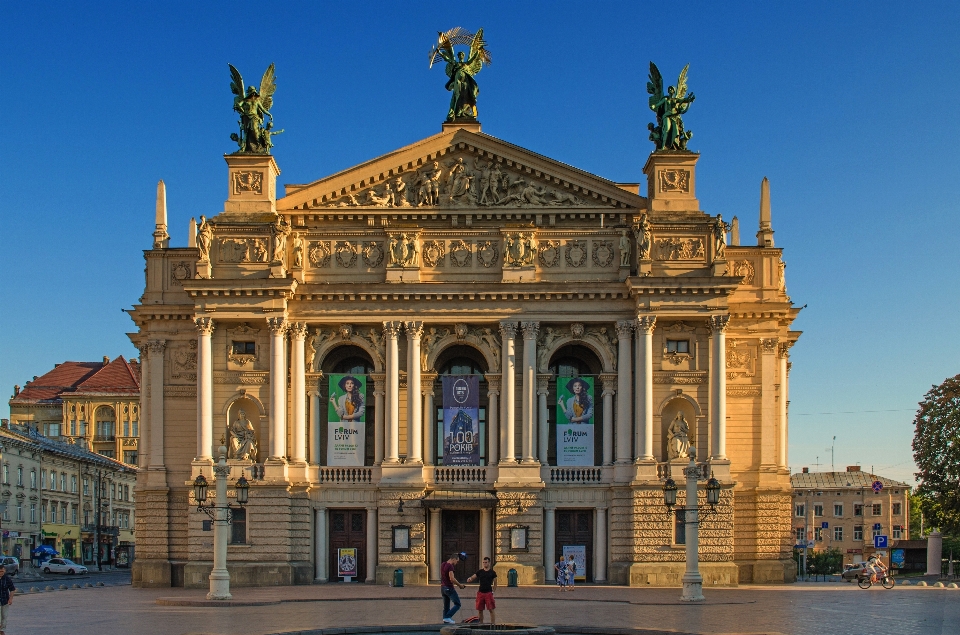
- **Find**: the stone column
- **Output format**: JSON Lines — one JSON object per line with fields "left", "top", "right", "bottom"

{"left": 422, "top": 376, "right": 436, "bottom": 466}
{"left": 537, "top": 375, "right": 550, "bottom": 465}
{"left": 544, "top": 507, "right": 556, "bottom": 581}
{"left": 196, "top": 317, "right": 214, "bottom": 461}
{"left": 485, "top": 375, "right": 500, "bottom": 466}
{"left": 480, "top": 507, "right": 493, "bottom": 561}
{"left": 594, "top": 507, "right": 607, "bottom": 582}
{"left": 315, "top": 507, "right": 328, "bottom": 582}
{"left": 760, "top": 337, "right": 778, "bottom": 468}
{"left": 309, "top": 390, "right": 321, "bottom": 465}
{"left": 600, "top": 375, "right": 616, "bottom": 466}
{"left": 615, "top": 321, "right": 634, "bottom": 464}
{"left": 429, "top": 507, "right": 442, "bottom": 582}
{"left": 499, "top": 321, "right": 517, "bottom": 463}
{"left": 372, "top": 374, "right": 385, "bottom": 465}
{"left": 137, "top": 344, "right": 150, "bottom": 468}
{"left": 635, "top": 315, "right": 656, "bottom": 461}
{"left": 145, "top": 340, "right": 166, "bottom": 468}
{"left": 778, "top": 343, "right": 790, "bottom": 469}
{"left": 383, "top": 322, "right": 402, "bottom": 464}
{"left": 405, "top": 321, "right": 424, "bottom": 464}
{"left": 267, "top": 317, "right": 288, "bottom": 461}
{"left": 290, "top": 323, "right": 308, "bottom": 464}
{"left": 366, "top": 507, "right": 377, "bottom": 583}
{"left": 520, "top": 321, "right": 539, "bottom": 464}
{"left": 709, "top": 315, "right": 730, "bottom": 460}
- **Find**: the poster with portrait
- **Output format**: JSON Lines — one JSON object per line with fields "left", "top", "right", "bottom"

{"left": 442, "top": 375, "right": 480, "bottom": 465}
{"left": 327, "top": 373, "right": 367, "bottom": 466}
{"left": 556, "top": 376, "right": 595, "bottom": 466}
{"left": 337, "top": 547, "right": 358, "bottom": 578}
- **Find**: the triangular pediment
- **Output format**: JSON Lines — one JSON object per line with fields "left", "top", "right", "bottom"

{"left": 278, "top": 127, "right": 645, "bottom": 212}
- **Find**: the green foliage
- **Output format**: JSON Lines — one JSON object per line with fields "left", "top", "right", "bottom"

{"left": 911, "top": 374, "right": 960, "bottom": 535}
{"left": 909, "top": 492, "right": 925, "bottom": 537}
{"left": 809, "top": 548, "right": 844, "bottom": 578}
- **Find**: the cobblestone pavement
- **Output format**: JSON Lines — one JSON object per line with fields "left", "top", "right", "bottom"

{"left": 6, "top": 582, "right": 958, "bottom": 635}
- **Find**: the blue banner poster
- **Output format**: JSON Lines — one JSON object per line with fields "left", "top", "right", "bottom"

{"left": 442, "top": 375, "right": 480, "bottom": 465}
{"left": 556, "top": 376, "right": 595, "bottom": 466}
{"left": 327, "top": 373, "right": 367, "bottom": 466}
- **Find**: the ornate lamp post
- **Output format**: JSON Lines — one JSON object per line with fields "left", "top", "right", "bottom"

{"left": 662, "top": 446, "right": 721, "bottom": 602}
{"left": 193, "top": 446, "right": 249, "bottom": 600}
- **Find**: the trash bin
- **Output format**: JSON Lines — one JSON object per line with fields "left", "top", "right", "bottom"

{"left": 393, "top": 568, "right": 404, "bottom": 587}
{"left": 507, "top": 568, "right": 518, "bottom": 587}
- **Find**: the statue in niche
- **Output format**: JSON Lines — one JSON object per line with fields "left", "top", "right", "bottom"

{"left": 197, "top": 215, "right": 212, "bottom": 262}
{"left": 228, "top": 63, "right": 283, "bottom": 154}
{"left": 667, "top": 412, "right": 690, "bottom": 460}
{"left": 713, "top": 214, "right": 729, "bottom": 260}
{"left": 228, "top": 408, "right": 258, "bottom": 461}
{"left": 430, "top": 27, "right": 491, "bottom": 122}
{"left": 635, "top": 213, "right": 652, "bottom": 261}
{"left": 291, "top": 233, "right": 303, "bottom": 268}
{"left": 647, "top": 62, "right": 695, "bottom": 151}
{"left": 270, "top": 216, "right": 290, "bottom": 265}
{"left": 619, "top": 230, "right": 631, "bottom": 267}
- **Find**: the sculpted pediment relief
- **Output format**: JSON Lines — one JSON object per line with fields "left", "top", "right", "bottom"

{"left": 279, "top": 129, "right": 644, "bottom": 212}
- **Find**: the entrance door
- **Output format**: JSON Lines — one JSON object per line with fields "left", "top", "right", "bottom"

{"left": 329, "top": 509, "right": 367, "bottom": 582}
{"left": 441, "top": 510, "right": 480, "bottom": 581}
{"left": 556, "top": 509, "right": 593, "bottom": 582}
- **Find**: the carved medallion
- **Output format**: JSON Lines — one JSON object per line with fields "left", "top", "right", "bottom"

{"left": 308, "top": 241, "right": 331, "bottom": 268}
{"left": 565, "top": 240, "right": 587, "bottom": 267}
{"left": 455, "top": 323, "right": 469, "bottom": 340}
{"left": 363, "top": 241, "right": 384, "bottom": 268}
{"left": 592, "top": 240, "right": 614, "bottom": 268}
{"left": 658, "top": 169, "right": 689, "bottom": 193}
{"left": 477, "top": 240, "right": 499, "bottom": 268}
{"left": 335, "top": 241, "right": 357, "bottom": 268}
{"left": 338, "top": 324, "right": 354, "bottom": 340}
{"left": 450, "top": 240, "right": 472, "bottom": 267}
{"left": 732, "top": 259, "right": 755, "bottom": 284}
{"left": 538, "top": 240, "right": 560, "bottom": 268}
{"left": 422, "top": 240, "right": 446, "bottom": 267}
{"left": 570, "top": 323, "right": 585, "bottom": 339}
{"left": 170, "top": 261, "right": 192, "bottom": 285}
{"left": 232, "top": 171, "right": 263, "bottom": 195}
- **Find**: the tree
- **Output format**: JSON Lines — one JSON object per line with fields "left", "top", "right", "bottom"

{"left": 911, "top": 374, "right": 960, "bottom": 535}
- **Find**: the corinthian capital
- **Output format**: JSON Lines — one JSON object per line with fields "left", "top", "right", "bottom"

{"left": 615, "top": 320, "right": 635, "bottom": 340}
{"left": 289, "top": 322, "right": 308, "bottom": 340}
{"left": 499, "top": 320, "right": 517, "bottom": 340}
{"left": 266, "top": 316, "right": 287, "bottom": 335}
{"left": 760, "top": 337, "right": 778, "bottom": 353}
{"left": 520, "top": 321, "right": 540, "bottom": 341}
{"left": 147, "top": 339, "right": 167, "bottom": 353}
{"left": 635, "top": 315, "right": 657, "bottom": 334}
{"left": 194, "top": 317, "right": 214, "bottom": 336}
{"left": 404, "top": 321, "right": 424, "bottom": 339}
{"left": 708, "top": 314, "right": 731, "bottom": 334}
{"left": 382, "top": 321, "right": 403, "bottom": 338}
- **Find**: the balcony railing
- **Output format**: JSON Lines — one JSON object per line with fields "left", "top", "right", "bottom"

{"left": 94, "top": 435, "right": 116, "bottom": 442}
{"left": 434, "top": 466, "right": 488, "bottom": 484}
{"left": 548, "top": 467, "right": 603, "bottom": 483}
{"left": 317, "top": 467, "right": 373, "bottom": 484}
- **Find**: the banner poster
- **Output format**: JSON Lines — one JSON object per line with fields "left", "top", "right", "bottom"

{"left": 327, "top": 373, "right": 367, "bottom": 466}
{"left": 442, "top": 375, "right": 480, "bottom": 465}
{"left": 337, "top": 547, "right": 358, "bottom": 578}
{"left": 556, "top": 376, "right": 595, "bottom": 466}
{"left": 562, "top": 545, "right": 587, "bottom": 581}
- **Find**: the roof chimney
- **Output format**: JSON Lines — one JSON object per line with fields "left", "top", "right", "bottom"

{"left": 103, "top": 356, "right": 110, "bottom": 364}
{"left": 802, "top": 467, "right": 809, "bottom": 473}
{"left": 846, "top": 465, "right": 861, "bottom": 472}
{"left": 13, "top": 385, "right": 19, "bottom": 396}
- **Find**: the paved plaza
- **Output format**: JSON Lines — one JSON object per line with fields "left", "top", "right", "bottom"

{"left": 7, "top": 582, "right": 957, "bottom": 635}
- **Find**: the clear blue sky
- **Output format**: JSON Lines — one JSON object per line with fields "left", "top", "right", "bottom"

{"left": 2, "top": 1, "right": 958, "bottom": 484}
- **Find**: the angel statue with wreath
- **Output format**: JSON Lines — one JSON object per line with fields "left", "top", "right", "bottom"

{"left": 228, "top": 63, "right": 284, "bottom": 154}
{"left": 647, "top": 62, "right": 696, "bottom": 151}
{"left": 429, "top": 27, "right": 491, "bottom": 122}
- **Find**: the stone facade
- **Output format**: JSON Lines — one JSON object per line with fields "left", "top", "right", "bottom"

{"left": 128, "top": 121, "right": 800, "bottom": 588}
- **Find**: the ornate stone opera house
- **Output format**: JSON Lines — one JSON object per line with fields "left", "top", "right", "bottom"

{"left": 129, "top": 119, "right": 800, "bottom": 589}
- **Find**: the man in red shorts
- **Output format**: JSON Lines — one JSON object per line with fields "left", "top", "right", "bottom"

{"left": 466, "top": 556, "right": 498, "bottom": 625}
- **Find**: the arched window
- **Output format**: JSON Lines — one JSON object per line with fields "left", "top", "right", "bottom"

{"left": 546, "top": 346, "right": 604, "bottom": 466}
{"left": 320, "top": 346, "right": 376, "bottom": 466}
{"left": 436, "top": 352, "right": 488, "bottom": 465}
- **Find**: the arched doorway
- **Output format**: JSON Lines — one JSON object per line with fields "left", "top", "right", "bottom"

{"left": 320, "top": 345, "right": 376, "bottom": 466}
{"left": 433, "top": 345, "right": 489, "bottom": 465}
{"left": 547, "top": 344, "right": 604, "bottom": 467}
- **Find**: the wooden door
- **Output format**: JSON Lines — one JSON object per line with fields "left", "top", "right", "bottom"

{"left": 329, "top": 509, "right": 367, "bottom": 582}
{"left": 441, "top": 510, "right": 481, "bottom": 582}
{"left": 555, "top": 509, "right": 594, "bottom": 582}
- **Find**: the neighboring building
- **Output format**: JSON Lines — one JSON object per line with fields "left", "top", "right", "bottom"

{"left": 128, "top": 116, "right": 801, "bottom": 589}
{"left": 8, "top": 357, "right": 141, "bottom": 465}
{"left": 0, "top": 424, "right": 136, "bottom": 566}
{"left": 791, "top": 466, "right": 910, "bottom": 568}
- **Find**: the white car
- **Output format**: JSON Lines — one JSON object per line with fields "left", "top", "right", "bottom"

{"left": 42, "top": 558, "right": 88, "bottom": 575}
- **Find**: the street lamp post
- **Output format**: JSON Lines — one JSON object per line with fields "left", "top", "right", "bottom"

{"left": 662, "top": 446, "right": 721, "bottom": 602}
{"left": 193, "top": 446, "right": 249, "bottom": 600}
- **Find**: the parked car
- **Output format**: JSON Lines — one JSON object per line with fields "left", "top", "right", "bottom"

{"left": 42, "top": 558, "right": 87, "bottom": 575}
{"left": 841, "top": 562, "right": 867, "bottom": 581}
{"left": 0, "top": 556, "right": 19, "bottom": 576}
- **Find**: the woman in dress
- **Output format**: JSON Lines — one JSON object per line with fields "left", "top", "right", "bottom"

{"left": 557, "top": 377, "right": 594, "bottom": 424}
{"left": 330, "top": 375, "right": 365, "bottom": 421}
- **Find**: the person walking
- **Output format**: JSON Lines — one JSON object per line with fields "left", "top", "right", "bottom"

{"left": 0, "top": 563, "right": 16, "bottom": 635}
{"left": 566, "top": 555, "right": 577, "bottom": 591}
{"left": 441, "top": 552, "right": 467, "bottom": 624}
{"left": 466, "top": 556, "right": 498, "bottom": 624}
{"left": 555, "top": 557, "right": 568, "bottom": 591}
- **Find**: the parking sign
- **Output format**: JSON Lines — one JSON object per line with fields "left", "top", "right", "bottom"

{"left": 821, "top": 521, "right": 829, "bottom": 529}
{"left": 874, "top": 535, "right": 888, "bottom": 549}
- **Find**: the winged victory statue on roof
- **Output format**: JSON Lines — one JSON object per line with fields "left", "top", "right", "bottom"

{"left": 430, "top": 27, "right": 491, "bottom": 123}
{"left": 647, "top": 62, "right": 695, "bottom": 151}
{"left": 228, "top": 63, "right": 283, "bottom": 154}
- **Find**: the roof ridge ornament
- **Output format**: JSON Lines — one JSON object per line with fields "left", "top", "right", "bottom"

{"left": 647, "top": 62, "right": 696, "bottom": 152}
{"left": 430, "top": 27, "right": 491, "bottom": 124}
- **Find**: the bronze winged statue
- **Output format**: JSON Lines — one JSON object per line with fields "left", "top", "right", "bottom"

{"left": 647, "top": 62, "right": 695, "bottom": 151}
{"left": 429, "top": 27, "right": 491, "bottom": 122}
{"left": 229, "top": 63, "right": 283, "bottom": 154}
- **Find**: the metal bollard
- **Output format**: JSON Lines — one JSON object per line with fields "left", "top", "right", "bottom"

{"left": 393, "top": 568, "right": 404, "bottom": 587}
{"left": 507, "top": 568, "right": 518, "bottom": 587}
